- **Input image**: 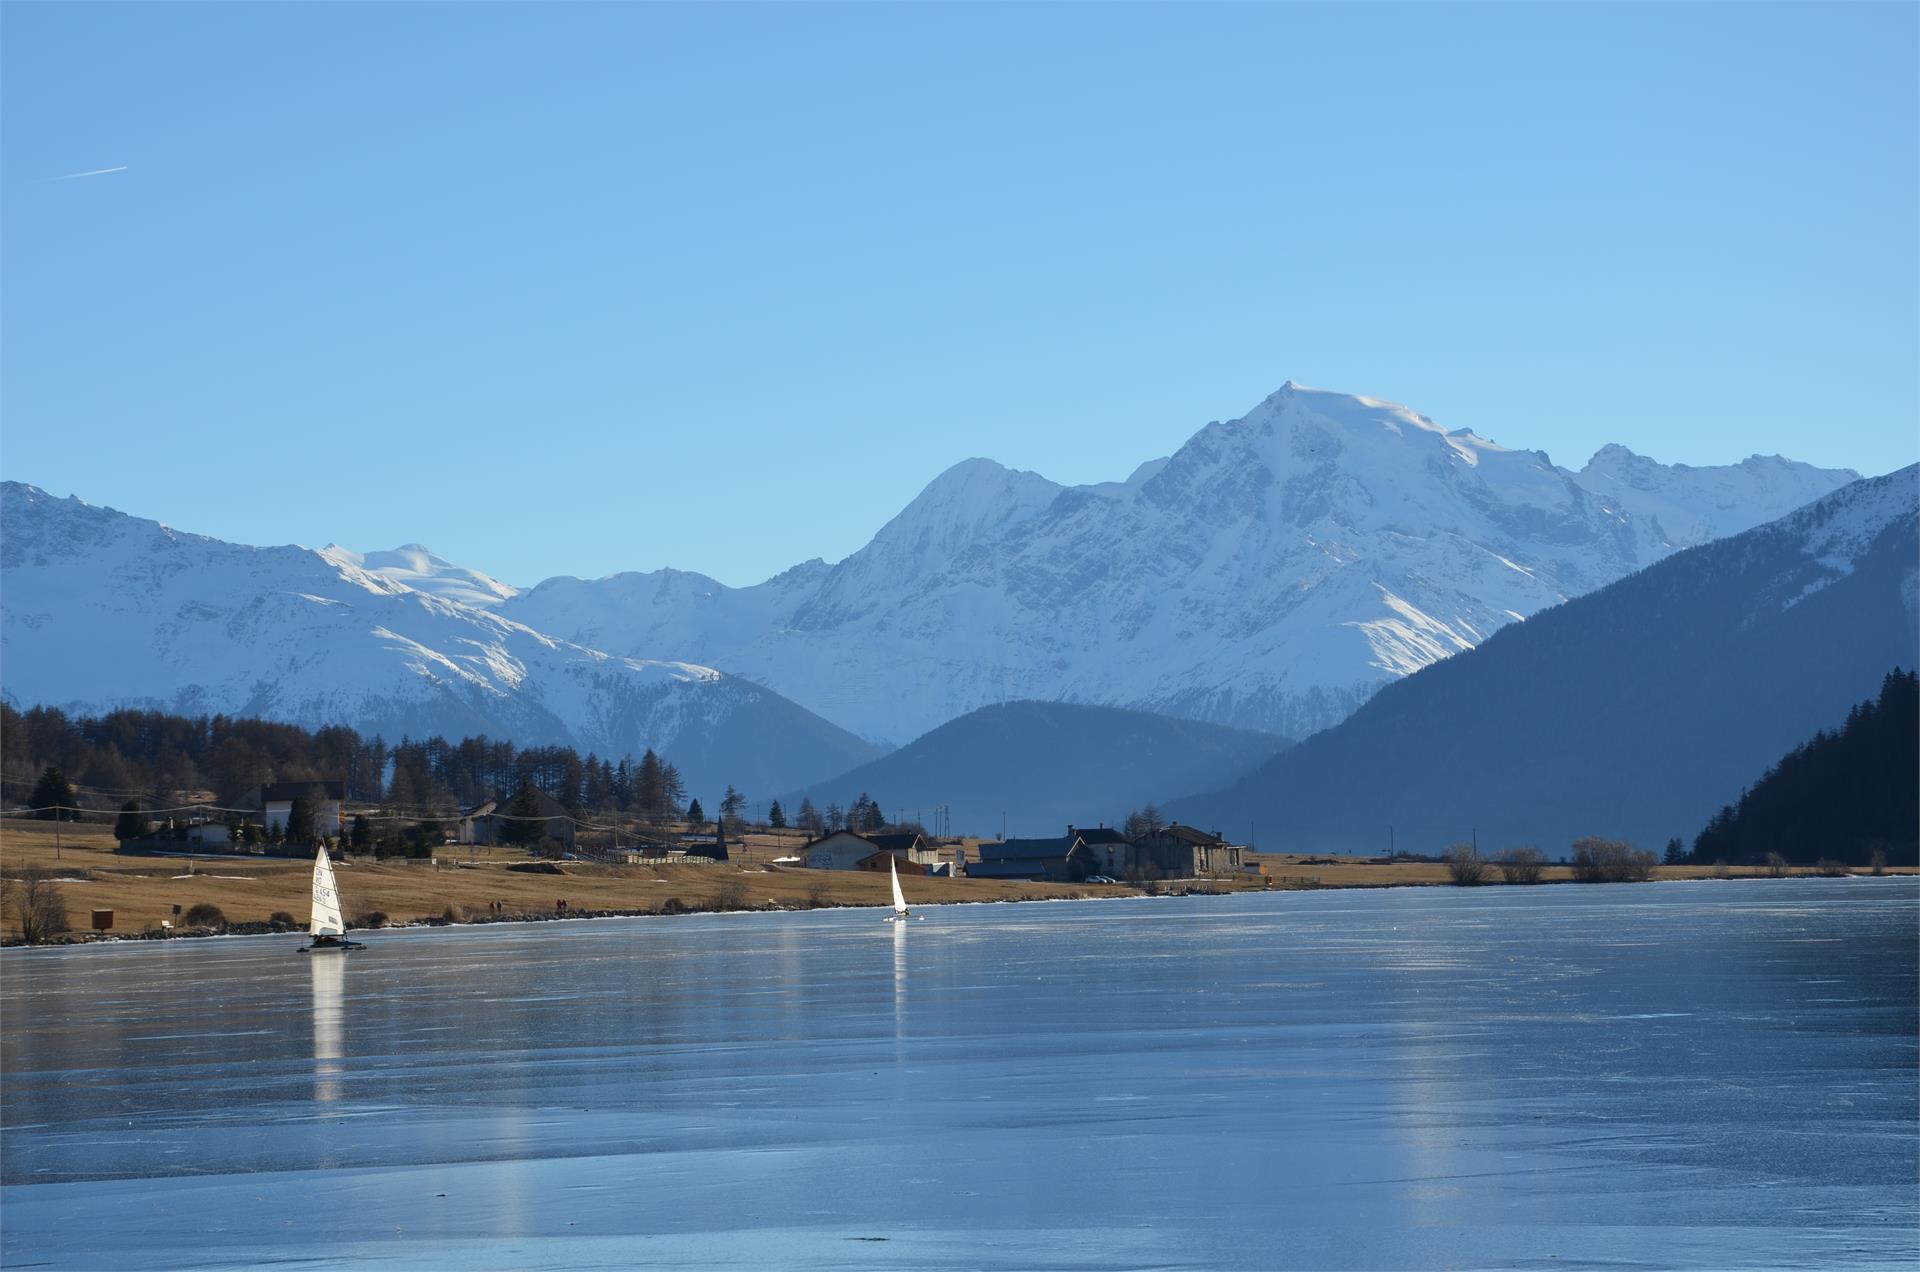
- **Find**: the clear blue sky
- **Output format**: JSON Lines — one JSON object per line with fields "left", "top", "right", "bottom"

{"left": 4, "top": 2, "right": 1915, "bottom": 587}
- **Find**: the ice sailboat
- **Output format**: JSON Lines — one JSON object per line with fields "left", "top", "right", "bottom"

{"left": 886, "top": 854, "right": 920, "bottom": 923}
{"left": 300, "top": 844, "right": 364, "bottom": 952}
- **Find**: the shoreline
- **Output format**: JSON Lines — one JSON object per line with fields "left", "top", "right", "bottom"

{"left": 7, "top": 819, "right": 1912, "bottom": 948}
{"left": 5, "top": 868, "right": 1912, "bottom": 951}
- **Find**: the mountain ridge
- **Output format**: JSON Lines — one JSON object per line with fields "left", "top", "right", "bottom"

{"left": 503, "top": 382, "right": 1861, "bottom": 742}
{"left": 1162, "top": 465, "right": 1920, "bottom": 852}
{"left": 0, "top": 483, "right": 881, "bottom": 799}
{"left": 2, "top": 381, "right": 1870, "bottom": 756}
{"left": 780, "top": 700, "right": 1288, "bottom": 840}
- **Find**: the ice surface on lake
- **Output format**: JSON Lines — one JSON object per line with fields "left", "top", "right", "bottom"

{"left": 3, "top": 881, "right": 1915, "bottom": 1269}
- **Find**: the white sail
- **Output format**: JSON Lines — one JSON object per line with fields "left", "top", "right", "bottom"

{"left": 310, "top": 845, "right": 345, "bottom": 938}
{"left": 890, "top": 855, "right": 909, "bottom": 915}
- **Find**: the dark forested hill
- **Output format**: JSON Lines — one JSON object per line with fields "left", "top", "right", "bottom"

{"left": 784, "top": 700, "right": 1286, "bottom": 839}
{"left": 1690, "top": 670, "right": 1917, "bottom": 866}
{"left": 1165, "top": 466, "right": 1919, "bottom": 855}
{"left": 2, "top": 700, "right": 690, "bottom": 822}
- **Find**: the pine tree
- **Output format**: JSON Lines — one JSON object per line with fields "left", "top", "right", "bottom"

{"left": 501, "top": 784, "right": 548, "bottom": 851}
{"left": 662, "top": 763, "right": 686, "bottom": 814}
{"left": 720, "top": 785, "right": 746, "bottom": 830}
{"left": 113, "top": 799, "right": 150, "bottom": 841}
{"left": 797, "top": 797, "right": 821, "bottom": 834}
{"left": 285, "top": 796, "right": 317, "bottom": 846}
{"left": 768, "top": 800, "right": 786, "bottom": 829}
{"left": 636, "top": 749, "right": 667, "bottom": 820}
{"left": 28, "top": 766, "right": 78, "bottom": 821}
{"left": 686, "top": 797, "right": 706, "bottom": 827}
{"left": 350, "top": 814, "right": 372, "bottom": 850}
{"left": 1663, "top": 837, "right": 1686, "bottom": 866}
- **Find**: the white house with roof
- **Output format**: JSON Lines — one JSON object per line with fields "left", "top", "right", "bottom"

{"left": 244, "top": 780, "right": 345, "bottom": 835}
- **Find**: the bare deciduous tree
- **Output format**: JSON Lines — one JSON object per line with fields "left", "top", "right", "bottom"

{"left": 1496, "top": 846, "right": 1546, "bottom": 884}
{"left": 1443, "top": 844, "right": 1487, "bottom": 885}
{"left": 8, "top": 875, "right": 71, "bottom": 944}
{"left": 1570, "top": 837, "right": 1657, "bottom": 883}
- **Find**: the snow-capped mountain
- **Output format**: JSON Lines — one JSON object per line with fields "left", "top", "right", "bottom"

{"left": 1164, "top": 465, "right": 1920, "bottom": 852}
{"left": 0, "top": 484, "right": 880, "bottom": 798}
{"left": 1575, "top": 444, "right": 1861, "bottom": 549}
{"left": 2, "top": 382, "right": 1866, "bottom": 760}
{"left": 505, "top": 383, "right": 1861, "bottom": 742}
{"left": 315, "top": 543, "right": 518, "bottom": 609}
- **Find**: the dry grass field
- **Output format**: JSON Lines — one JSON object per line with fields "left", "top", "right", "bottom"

{"left": 1, "top": 819, "right": 1908, "bottom": 942}
{"left": 0, "top": 821, "right": 1146, "bottom": 941}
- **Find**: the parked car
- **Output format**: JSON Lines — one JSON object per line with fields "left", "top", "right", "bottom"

{"left": 1086, "top": 875, "right": 1119, "bottom": 885}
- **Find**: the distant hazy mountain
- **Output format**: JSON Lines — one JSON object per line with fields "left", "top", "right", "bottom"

{"left": 0, "top": 484, "right": 880, "bottom": 798}
{"left": 781, "top": 700, "right": 1286, "bottom": 839}
{"left": 1163, "top": 467, "right": 1920, "bottom": 854}
{"left": 504, "top": 382, "right": 1858, "bottom": 743}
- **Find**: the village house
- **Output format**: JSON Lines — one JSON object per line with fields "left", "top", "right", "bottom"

{"left": 242, "top": 780, "right": 345, "bottom": 836}
{"left": 868, "top": 831, "right": 937, "bottom": 863}
{"left": 1135, "top": 823, "right": 1244, "bottom": 878}
{"left": 801, "top": 829, "right": 937, "bottom": 870}
{"left": 972, "top": 833, "right": 1094, "bottom": 883}
{"left": 457, "top": 787, "right": 577, "bottom": 851}
{"left": 182, "top": 820, "right": 231, "bottom": 848}
{"left": 454, "top": 799, "right": 497, "bottom": 845}
{"left": 858, "top": 849, "right": 931, "bottom": 875}
{"left": 1069, "top": 825, "right": 1133, "bottom": 878}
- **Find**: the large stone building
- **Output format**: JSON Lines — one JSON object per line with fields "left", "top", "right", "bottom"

{"left": 1066, "top": 822, "right": 1244, "bottom": 879}
{"left": 1134, "top": 823, "right": 1243, "bottom": 878}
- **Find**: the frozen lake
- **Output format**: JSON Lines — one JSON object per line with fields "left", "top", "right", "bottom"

{"left": 3, "top": 880, "right": 1915, "bottom": 1269}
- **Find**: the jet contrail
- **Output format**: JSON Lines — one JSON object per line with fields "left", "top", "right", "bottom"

{"left": 46, "top": 165, "right": 129, "bottom": 181}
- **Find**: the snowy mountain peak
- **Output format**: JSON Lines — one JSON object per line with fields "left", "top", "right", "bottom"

{"left": 861, "top": 457, "right": 1062, "bottom": 569}
{"left": 5, "top": 382, "right": 1873, "bottom": 752}
{"left": 1575, "top": 442, "right": 1861, "bottom": 549}
{"left": 317, "top": 542, "right": 520, "bottom": 608}
{"left": 508, "top": 381, "right": 1864, "bottom": 742}
{"left": 1, "top": 491, "right": 879, "bottom": 795}
{"left": 1231, "top": 381, "right": 1513, "bottom": 470}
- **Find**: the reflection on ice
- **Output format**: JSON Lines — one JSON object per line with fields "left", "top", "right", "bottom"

{"left": 1, "top": 880, "right": 1914, "bottom": 1271}
{"left": 892, "top": 916, "right": 907, "bottom": 1036}
{"left": 310, "top": 951, "right": 344, "bottom": 1104}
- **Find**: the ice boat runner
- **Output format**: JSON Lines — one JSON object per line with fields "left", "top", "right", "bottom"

{"left": 300, "top": 844, "right": 364, "bottom": 952}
